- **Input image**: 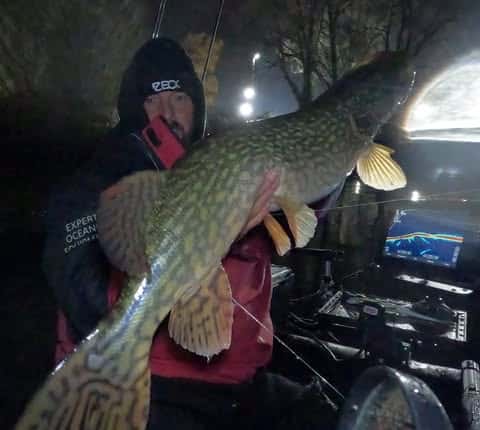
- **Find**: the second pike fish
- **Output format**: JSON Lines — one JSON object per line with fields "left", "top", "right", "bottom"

{"left": 15, "top": 51, "right": 415, "bottom": 429}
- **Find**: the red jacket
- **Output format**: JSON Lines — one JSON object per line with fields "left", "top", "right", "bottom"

{"left": 55, "top": 231, "right": 274, "bottom": 384}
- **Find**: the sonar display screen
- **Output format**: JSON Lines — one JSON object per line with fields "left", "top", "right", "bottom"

{"left": 383, "top": 209, "right": 465, "bottom": 268}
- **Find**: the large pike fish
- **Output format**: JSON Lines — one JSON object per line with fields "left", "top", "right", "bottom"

{"left": 16, "top": 51, "right": 415, "bottom": 429}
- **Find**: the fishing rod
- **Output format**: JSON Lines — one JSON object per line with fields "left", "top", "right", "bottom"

{"left": 150, "top": 0, "right": 224, "bottom": 139}
{"left": 152, "top": 0, "right": 168, "bottom": 39}
{"left": 201, "top": 0, "right": 225, "bottom": 139}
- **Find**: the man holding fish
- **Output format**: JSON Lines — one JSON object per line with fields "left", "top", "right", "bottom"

{"left": 39, "top": 37, "right": 339, "bottom": 429}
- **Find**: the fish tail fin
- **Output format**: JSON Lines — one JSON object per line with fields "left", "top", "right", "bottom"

{"left": 15, "top": 326, "right": 151, "bottom": 430}
{"left": 356, "top": 143, "right": 407, "bottom": 191}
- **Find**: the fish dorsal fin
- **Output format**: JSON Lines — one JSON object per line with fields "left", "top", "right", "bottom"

{"left": 264, "top": 213, "right": 292, "bottom": 256}
{"left": 97, "top": 171, "right": 168, "bottom": 276}
{"left": 274, "top": 196, "right": 317, "bottom": 248}
{"left": 356, "top": 142, "right": 407, "bottom": 191}
{"left": 168, "top": 264, "right": 234, "bottom": 358}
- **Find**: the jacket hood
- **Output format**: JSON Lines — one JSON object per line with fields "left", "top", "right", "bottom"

{"left": 117, "top": 37, "right": 205, "bottom": 143}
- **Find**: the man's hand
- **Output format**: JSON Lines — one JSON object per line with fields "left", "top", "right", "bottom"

{"left": 238, "top": 170, "right": 280, "bottom": 239}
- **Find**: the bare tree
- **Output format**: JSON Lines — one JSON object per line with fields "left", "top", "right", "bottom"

{"left": 246, "top": 0, "right": 458, "bottom": 107}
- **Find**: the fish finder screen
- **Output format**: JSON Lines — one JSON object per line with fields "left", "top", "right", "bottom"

{"left": 383, "top": 209, "right": 465, "bottom": 268}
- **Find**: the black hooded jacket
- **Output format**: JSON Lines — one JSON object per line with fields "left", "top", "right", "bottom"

{"left": 43, "top": 134, "right": 161, "bottom": 340}
{"left": 42, "top": 38, "right": 205, "bottom": 341}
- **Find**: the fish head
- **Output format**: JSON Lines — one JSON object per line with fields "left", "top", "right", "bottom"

{"left": 327, "top": 51, "right": 416, "bottom": 136}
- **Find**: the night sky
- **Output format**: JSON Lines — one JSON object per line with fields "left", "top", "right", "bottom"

{"left": 154, "top": 0, "right": 480, "bottom": 122}
{"left": 155, "top": 0, "right": 299, "bottom": 118}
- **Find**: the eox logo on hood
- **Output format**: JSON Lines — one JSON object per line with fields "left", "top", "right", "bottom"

{"left": 152, "top": 80, "right": 181, "bottom": 92}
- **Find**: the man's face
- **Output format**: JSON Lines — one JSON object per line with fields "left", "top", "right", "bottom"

{"left": 143, "top": 91, "right": 194, "bottom": 143}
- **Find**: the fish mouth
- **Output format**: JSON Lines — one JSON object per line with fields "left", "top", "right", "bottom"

{"left": 377, "top": 51, "right": 416, "bottom": 94}
{"left": 400, "top": 57, "right": 416, "bottom": 88}
{"left": 374, "top": 56, "right": 417, "bottom": 121}
{"left": 355, "top": 71, "right": 415, "bottom": 135}
{"left": 397, "top": 69, "right": 416, "bottom": 106}
{"left": 388, "top": 65, "right": 416, "bottom": 110}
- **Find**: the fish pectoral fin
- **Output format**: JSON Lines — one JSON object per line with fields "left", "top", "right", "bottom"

{"left": 264, "top": 214, "right": 292, "bottom": 256}
{"left": 356, "top": 143, "right": 407, "bottom": 191}
{"left": 274, "top": 196, "right": 317, "bottom": 248}
{"left": 97, "top": 171, "right": 167, "bottom": 276}
{"left": 168, "top": 265, "right": 234, "bottom": 358}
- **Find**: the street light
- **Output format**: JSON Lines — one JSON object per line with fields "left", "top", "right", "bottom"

{"left": 238, "top": 53, "right": 261, "bottom": 120}
{"left": 243, "top": 86, "right": 256, "bottom": 100}
{"left": 239, "top": 102, "right": 253, "bottom": 118}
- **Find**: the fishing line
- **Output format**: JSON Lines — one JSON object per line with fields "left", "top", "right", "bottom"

{"left": 232, "top": 297, "right": 345, "bottom": 402}
{"left": 314, "top": 187, "right": 480, "bottom": 216}
{"left": 231, "top": 186, "right": 479, "bottom": 402}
